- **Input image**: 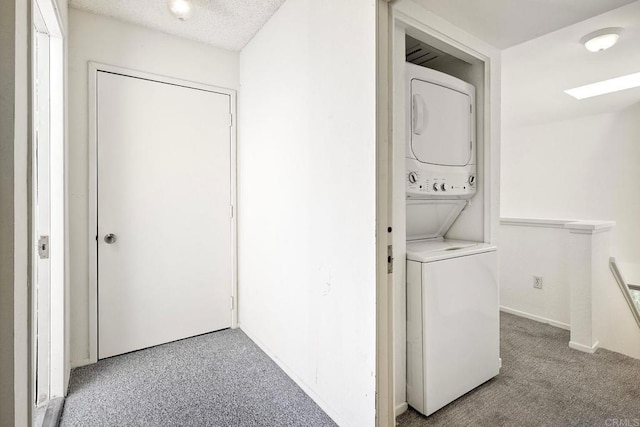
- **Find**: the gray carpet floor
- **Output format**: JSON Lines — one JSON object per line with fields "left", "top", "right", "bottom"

{"left": 60, "top": 329, "right": 337, "bottom": 427}
{"left": 398, "top": 312, "right": 640, "bottom": 426}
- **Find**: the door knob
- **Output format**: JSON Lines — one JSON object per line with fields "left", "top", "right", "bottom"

{"left": 104, "top": 233, "right": 117, "bottom": 244}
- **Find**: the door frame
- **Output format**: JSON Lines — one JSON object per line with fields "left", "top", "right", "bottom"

{"left": 376, "top": 0, "right": 501, "bottom": 423}
{"left": 87, "top": 62, "right": 238, "bottom": 363}
{"left": 31, "top": 0, "right": 65, "bottom": 408}
{"left": 375, "top": 1, "right": 394, "bottom": 426}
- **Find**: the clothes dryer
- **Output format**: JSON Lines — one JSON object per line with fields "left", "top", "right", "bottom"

{"left": 405, "top": 62, "right": 500, "bottom": 416}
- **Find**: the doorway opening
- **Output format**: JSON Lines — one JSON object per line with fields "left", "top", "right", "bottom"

{"left": 31, "top": 0, "right": 65, "bottom": 421}
{"left": 375, "top": 2, "right": 501, "bottom": 423}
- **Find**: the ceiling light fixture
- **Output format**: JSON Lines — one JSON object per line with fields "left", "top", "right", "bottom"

{"left": 580, "top": 27, "right": 623, "bottom": 52}
{"left": 168, "top": 0, "right": 193, "bottom": 21}
{"left": 564, "top": 72, "right": 640, "bottom": 100}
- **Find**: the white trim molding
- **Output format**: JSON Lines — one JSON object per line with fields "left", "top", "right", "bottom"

{"left": 394, "top": 402, "right": 408, "bottom": 417}
{"left": 501, "top": 217, "right": 616, "bottom": 233}
{"left": 500, "top": 217, "right": 574, "bottom": 228}
{"left": 239, "top": 325, "right": 348, "bottom": 427}
{"left": 69, "top": 358, "right": 91, "bottom": 369}
{"left": 500, "top": 306, "right": 570, "bottom": 331}
{"left": 569, "top": 340, "right": 599, "bottom": 354}
{"left": 564, "top": 220, "right": 616, "bottom": 235}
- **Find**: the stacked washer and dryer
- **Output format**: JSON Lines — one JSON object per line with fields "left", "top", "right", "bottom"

{"left": 405, "top": 62, "right": 500, "bottom": 416}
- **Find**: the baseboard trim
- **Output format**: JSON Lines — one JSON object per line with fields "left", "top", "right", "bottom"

{"left": 395, "top": 402, "right": 408, "bottom": 417}
{"left": 70, "top": 358, "right": 92, "bottom": 368}
{"left": 569, "top": 340, "right": 599, "bottom": 353}
{"left": 35, "top": 397, "right": 64, "bottom": 427}
{"left": 43, "top": 397, "right": 64, "bottom": 427}
{"left": 239, "top": 325, "right": 350, "bottom": 427}
{"left": 500, "top": 306, "right": 570, "bottom": 330}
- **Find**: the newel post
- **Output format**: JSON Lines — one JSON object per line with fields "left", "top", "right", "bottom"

{"left": 564, "top": 220, "right": 616, "bottom": 353}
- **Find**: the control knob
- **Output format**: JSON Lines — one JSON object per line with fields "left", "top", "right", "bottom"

{"left": 432, "top": 183, "right": 439, "bottom": 192}
{"left": 469, "top": 175, "right": 476, "bottom": 186}
{"left": 408, "top": 172, "right": 418, "bottom": 184}
{"left": 440, "top": 183, "right": 447, "bottom": 192}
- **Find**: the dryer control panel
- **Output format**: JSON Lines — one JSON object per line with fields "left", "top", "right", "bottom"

{"left": 406, "top": 161, "right": 476, "bottom": 199}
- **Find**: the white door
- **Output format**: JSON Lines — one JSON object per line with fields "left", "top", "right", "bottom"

{"left": 97, "top": 71, "right": 232, "bottom": 359}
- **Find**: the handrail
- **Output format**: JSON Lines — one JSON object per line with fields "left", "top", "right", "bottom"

{"left": 609, "top": 257, "right": 640, "bottom": 330}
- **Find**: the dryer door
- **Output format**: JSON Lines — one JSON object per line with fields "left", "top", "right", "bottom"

{"left": 410, "top": 79, "right": 472, "bottom": 166}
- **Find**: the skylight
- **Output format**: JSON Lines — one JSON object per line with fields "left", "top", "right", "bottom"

{"left": 565, "top": 72, "right": 640, "bottom": 100}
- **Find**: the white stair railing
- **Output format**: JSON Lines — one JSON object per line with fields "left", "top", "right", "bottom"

{"left": 609, "top": 257, "right": 640, "bottom": 330}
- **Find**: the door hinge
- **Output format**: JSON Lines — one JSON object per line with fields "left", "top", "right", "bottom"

{"left": 470, "top": 104, "right": 473, "bottom": 114}
{"left": 231, "top": 296, "right": 234, "bottom": 310}
{"left": 387, "top": 245, "right": 393, "bottom": 274}
{"left": 228, "top": 114, "right": 233, "bottom": 127}
{"left": 230, "top": 205, "right": 234, "bottom": 218}
{"left": 38, "top": 236, "right": 49, "bottom": 259}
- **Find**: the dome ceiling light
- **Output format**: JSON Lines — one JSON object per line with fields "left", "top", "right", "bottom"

{"left": 168, "top": 0, "right": 194, "bottom": 21}
{"left": 580, "top": 27, "right": 623, "bottom": 52}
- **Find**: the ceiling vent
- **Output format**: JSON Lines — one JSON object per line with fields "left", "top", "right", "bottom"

{"left": 406, "top": 36, "right": 446, "bottom": 67}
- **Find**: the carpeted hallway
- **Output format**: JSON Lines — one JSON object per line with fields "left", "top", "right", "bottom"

{"left": 60, "top": 313, "right": 640, "bottom": 426}
{"left": 60, "top": 329, "right": 336, "bottom": 427}
{"left": 398, "top": 312, "right": 640, "bottom": 426}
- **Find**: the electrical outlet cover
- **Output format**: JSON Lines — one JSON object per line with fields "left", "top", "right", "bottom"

{"left": 533, "top": 276, "right": 543, "bottom": 289}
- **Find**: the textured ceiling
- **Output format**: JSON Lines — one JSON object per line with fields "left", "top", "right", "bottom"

{"left": 502, "top": 1, "right": 640, "bottom": 128}
{"left": 69, "top": 0, "right": 287, "bottom": 51}
{"left": 413, "top": 0, "right": 637, "bottom": 48}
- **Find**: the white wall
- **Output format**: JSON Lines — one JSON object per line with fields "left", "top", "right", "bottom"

{"left": 68, "top": 9, "right": 239, "bottom": 366}
{"left": 237, "top": 0, "right": 377, "bottom": 425}
{"left": 499, "top": 1, "right": 640, "bottom": 358}
{"left": 55, "top": 0, "right": 68, "bottom": 28}
{"left": 499, "top": 222, "right": 571, "bottom": 328}
{"left": 500, "top": 1, "right": 640, "bottom": 263}
{"left": 501, "top": 106, "right": 640, "bottom": 263}
{"left": 500, "top": 219, "right": 640, "bottom": 359}
{"left": 499, "top": 106, "right": 640, "bottom": 355}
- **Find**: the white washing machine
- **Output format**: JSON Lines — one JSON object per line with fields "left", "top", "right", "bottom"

{"left": 406, "top": 240, "right": 499, "bottom": 415}
{"left": 405, "top": 62, "right": 499, "bottom": 416}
